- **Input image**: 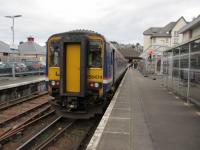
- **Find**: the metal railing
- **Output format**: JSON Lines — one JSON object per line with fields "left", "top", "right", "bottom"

{"left": 162, "top": 37, "right": 200, "bottom": 105}
{"left": 0, "top": 56, "right": 45, "bottom": 77}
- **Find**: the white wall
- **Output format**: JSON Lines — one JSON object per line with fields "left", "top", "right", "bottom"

{"left": 182, "top": 31, "right": 191, "bottom": 42}
{"left": 144, "top": 35, "right": 151, "bottom": 50}
{"left": 182, "top": 25, "right": 200, "bottom": 42}
{"left": 192, "top": 26, "right": 200, "bottom": 38}
{"left": 152, "top": 37, "right": 171, "bottom": 47}
{"left": 171, "top": 18, "right": 187, "bottom": 46}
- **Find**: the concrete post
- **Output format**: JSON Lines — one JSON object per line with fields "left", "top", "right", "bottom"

{"left": 12, "top": 63, "right": 15, "bottom": 78}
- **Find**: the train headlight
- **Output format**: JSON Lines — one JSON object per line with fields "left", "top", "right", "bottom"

{"left": 56, "top": 81, "right": 60, "bottom": 86}
{"left": 89, "top": 83, "right": 94, "bottom": 87}
{"left": 89, "top": 82, "right": 101, "bottom": 89}
{"left": 51, "top": 80, "right": 56, "bottom": 86}
{"left": 94, "top": 83, "right": 99, "bottom": 88}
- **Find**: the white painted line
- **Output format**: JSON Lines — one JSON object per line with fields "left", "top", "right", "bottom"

{"left": 103, "top": 131, "right": 130, "bottom": 135}
{"left": 108, "top": 116, "right": 131, "bottom": 120}
{"left": 86, "top": 70, "right": 128, "bottom": 150}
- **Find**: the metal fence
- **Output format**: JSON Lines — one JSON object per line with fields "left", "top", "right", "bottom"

{"left": 162, "top": 37, "right": 200, "bottom": 105}
{"left": 0, "top": 56, "right": 45, "bottom": 77}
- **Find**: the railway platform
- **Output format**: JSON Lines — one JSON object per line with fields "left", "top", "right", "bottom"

{"left": 87, "top": 68, "right": 200, "bottom": 150}
{"left": 0, "top": 76, "right": 46, "bottom": 90}
{"left": 0, "top": 76, "right": 46, "bottom": 102}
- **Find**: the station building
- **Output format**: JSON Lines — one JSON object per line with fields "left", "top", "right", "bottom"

{"left": 18, "top": 37, "right": 46, "bottom": 62}
{"left": 0, "top": 40, "right": 12, "bottom": 56}
{"left": 140, "top": 17, "right": 188, "bottom": 75}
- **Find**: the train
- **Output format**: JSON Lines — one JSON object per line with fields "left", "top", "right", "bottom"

{"left": 47, "top": 30, "right": 128, "bottom": 118}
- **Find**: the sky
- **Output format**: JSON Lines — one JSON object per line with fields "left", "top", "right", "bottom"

{"left": 0, "top": 0, "right": 199, "bottom": 46}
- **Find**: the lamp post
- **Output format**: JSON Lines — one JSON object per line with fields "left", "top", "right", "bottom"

{"left": 5, "top": 15, "right": 22, "bottom": 45}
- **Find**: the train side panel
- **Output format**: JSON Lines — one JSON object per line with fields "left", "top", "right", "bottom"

{"left": 113, "top": 48, "right": 127, "bottom": 83}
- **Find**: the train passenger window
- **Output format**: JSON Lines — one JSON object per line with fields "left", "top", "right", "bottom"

{"left": 50, "top": 46, "right": 59, "bottom": 66}
{"left": 88, "top": 41, "right": 102, "bottom": 68}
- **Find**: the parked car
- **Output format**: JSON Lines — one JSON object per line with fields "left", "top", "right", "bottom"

{"left": 7, "top": 62, "right": 24, "bottom": 73}
{"left": 17, "top": 63, "right": 28, "bottom": 72}
{"left": 24, "top": 61, "right": 41, "bottom": 71}
{"left": 40, "top": 61, "right": 46, "bottom": 70}
{"left": 0, "top": 62, "right": 12, "bottom": 74}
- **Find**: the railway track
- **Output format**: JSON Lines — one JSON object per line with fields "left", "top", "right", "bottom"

{"left": 16, "top": 117, "right": 74, "bottom": 150}
{"left": 0, "top": 110, "right": 58, "bottom": 150}
{"left": 16, "top": 118, "right": 98, "bottom": 150}
{"left": 0, "top": 91, "right": 47, "bottom": 111}
{"left": 0, "top": 91, "right": 103, "bottom": 150}
{"left": 0, "top": 93, "right": 49, "bottom": 138}
{"left": 2, "top": 116, "right": 99, "bottom": 150}
{"left": 0, "top": 108, "right": 55, "bottom": 142}
{"left": 43, "top": 118, "right": 98, "bottom": 150}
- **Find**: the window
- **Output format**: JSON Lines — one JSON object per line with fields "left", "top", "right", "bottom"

{"left": 50, "top": 46, "right": 59, "bottom": 66}
{"left": 88, "top": 41, "right": 102, "bottom": 68}
{"left": 174, "top": 31, "right": 179, "bottom": 37}
{"left": 174, "top": 38, "right": 178, "bottom": 44}
{"left": 166, "top": 38, "right": 168, "bottom": 43}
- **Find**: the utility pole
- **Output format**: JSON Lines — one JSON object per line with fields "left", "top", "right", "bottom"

{"left": 5, "top": 15, "right": 22, "bottom": 45}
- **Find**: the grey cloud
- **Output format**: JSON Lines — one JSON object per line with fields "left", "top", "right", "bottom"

{"left": 0, "top": 0, "right": 199, "bottom": 45}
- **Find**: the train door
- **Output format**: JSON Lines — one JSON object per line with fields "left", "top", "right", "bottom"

{"left": 66, "top": 44, "right": 81, "bottom": 93}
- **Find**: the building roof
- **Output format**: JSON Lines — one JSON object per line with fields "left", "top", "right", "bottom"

{"left": 0, "top": 40, "right": 11, "bottom": 53}
{"left": 143, "top": 27, "right": 162, "bottom": 35}
{"left": 143, "top": 22, "right": 176, "bottom": 37}
{"left": 18, "top": 41, "right": 46, "bottom": 55}
{"left": 179, "top": 15, "right": 200, "bottom": 33}
{"left": 143, "top": 17, "right": 186, "bottom": 37}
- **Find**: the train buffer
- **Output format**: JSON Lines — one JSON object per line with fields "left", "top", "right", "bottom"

{"left": 87, "top": 68, "right": 200, "bottom": 150}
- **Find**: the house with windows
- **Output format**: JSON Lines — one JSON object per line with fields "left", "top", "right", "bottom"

{"left": 140, "top": 17, "right": 187, "bottom": 74}
{"left": 179, "top": 15, "right": 200, "bottom": 42}
{"left": 143, "top": 16, "right": 187, "bottom": 52}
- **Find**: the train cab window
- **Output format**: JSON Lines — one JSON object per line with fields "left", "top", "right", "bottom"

{"left": 88, "top": 41, "right": 102, "bottom": 68}
{"left": 50, "top": 46, "right": 59, "bottom": 66}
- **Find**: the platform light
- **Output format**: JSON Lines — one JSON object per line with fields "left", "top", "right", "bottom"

{"left": 5, "top": 15, "right": 22, "bottom": 45}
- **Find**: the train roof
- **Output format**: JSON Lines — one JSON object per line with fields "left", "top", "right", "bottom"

{"left": 48, "top": 29, "right": 106, "bottom": 41}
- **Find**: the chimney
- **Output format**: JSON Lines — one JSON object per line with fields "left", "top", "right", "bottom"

{"left": 27, "top": 36, "right": 34, "bottom": 43}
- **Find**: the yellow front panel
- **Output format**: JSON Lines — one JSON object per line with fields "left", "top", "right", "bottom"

{"left": 48, "top": 67, "right": 60, "bottom": 80}
{"left": 88, "top": 68, "right": 103, "bottom": 82}
{"left": 66, "top": 44, "right": 80, "bottom": 93}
